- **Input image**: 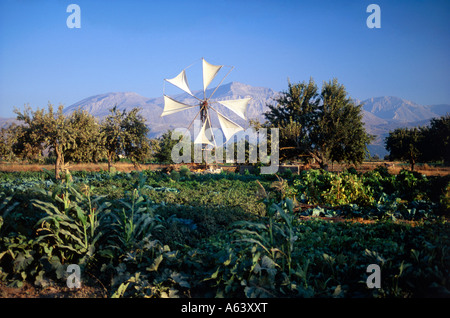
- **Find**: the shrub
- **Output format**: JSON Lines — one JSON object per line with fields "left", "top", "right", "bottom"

{"left": 170, "top": 170, "right": 180, "bottom": 181}
{"left": 179, "top": 165, "right": 191, "bottom": 178}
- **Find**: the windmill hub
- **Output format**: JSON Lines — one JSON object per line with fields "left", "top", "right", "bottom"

{"left": 200, "top": 100, "right": 208, "bottom": 122}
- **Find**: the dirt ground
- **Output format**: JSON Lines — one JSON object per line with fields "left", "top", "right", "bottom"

{"left": 0, "top": 281, "right": 107, "bottom": 298}
{"left": 0, "top": 161, "right": 449, "bottom": 176}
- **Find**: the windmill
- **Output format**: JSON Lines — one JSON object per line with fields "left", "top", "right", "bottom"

{"left": 161, "top": 58, "right": 251, "bottom": 166}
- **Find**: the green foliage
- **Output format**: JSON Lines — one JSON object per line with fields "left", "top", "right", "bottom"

{"left": 151, "top": 130, "right": 195, "bottom": 164}
{"left": 0, "top": 169, "right": 449, "bottom": 297}
{"left": 421, "top": 114, "right": 450, "bottom": 164}
{"left": 203, "top": 201, "right": 450, "bottom": 298}
{"left": 101, "top": 106, "right": 151, "bottom": 171}
{"left": 0, "top": 125, "right": 19, "bottom": 162}
{"left": 265, "top": 78, "right": 320, "bottom": 162}
{"left": 385, "top": 114, "right": 450, "bottom": 169}
{"left": 320, "top": 173, "right": 374, "bottom": 206}
{"left": 385, "top": 127, "right": 423, "bottom": 171}
{"left": 64, "top": 109, "right": 105, "bottom": 163}
{"left": 292, "top": 168, "right": 448, "bottom": 217}
{"left": 33, "top": 181, "right": 112, "bottom": 265}
{"left": 179, "top": 165, "right": 191, "bottom": 178}
{"left": 107, "top": 188, "right": 163, "bottom": 254}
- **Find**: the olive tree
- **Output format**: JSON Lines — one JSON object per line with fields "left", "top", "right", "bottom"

{"left": 264, "top": 78, "right": 373, "bottom": 169}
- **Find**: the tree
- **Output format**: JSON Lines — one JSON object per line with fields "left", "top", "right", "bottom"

{"left": 11, "top": 108, "right": 46, "bottom": 163}
{"left": 264, "top": 78, "right": 373, "bottom": 169}
{"left": 385, "top": 127, "right": 422, "bottom": 171}
{"left": 313, "top": 79, "right": 373, "bottom": 168}
{"left": 152, "top": 129, "right": 186, "bottom": 164}
{"left": 0, "top": 124, "right": 21, "bottom": 162}
{"left": 64, "top": 109, "right": 105, "bottom": 163}
{"left": 121, "top": 107, "right": 151, "bottom": 166}
{"left": 265, "top": 78, "right": 320, "bottom": 161}
{"left": 420, "top": 114, "right": 450, "bottom": 164}
{"left": 101, "top": 107, "right": 124, "bottom": 172}
{"left": 386, "top": 114, "right": 450, "bottom": 169}
{"left": 14, "top": 104, "right": 75, "bottom": 178}
{"left": 101, "top": 106, "right": 150, "bottom": 171}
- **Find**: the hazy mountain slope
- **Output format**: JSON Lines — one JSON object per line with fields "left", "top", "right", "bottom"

{"left": 361, "top": 96, "right": 441, "bottom": 122}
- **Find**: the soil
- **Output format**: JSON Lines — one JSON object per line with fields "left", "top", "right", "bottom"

{"left": 0, "top": 281, "right": 107, "bottom": 298}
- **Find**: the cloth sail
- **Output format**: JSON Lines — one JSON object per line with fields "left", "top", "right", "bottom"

{"left": 161, "top": 95, "right": 196, "bottom": 117}
{"left": 194, "top": 119, "right": 214, "bottom": 146}
{"left": 216, "top": 111, "right": 244, "bottom": 142}
{"left": 217, "top": 98, "right": 251, "bottom": 120}
{"left": 165, "top": 69, "right": 193, "bottom": 96}
{"left": 202, "top": 58, "right": 223, "bottom": 92}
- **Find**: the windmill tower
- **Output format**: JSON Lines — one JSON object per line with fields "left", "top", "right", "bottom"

{"left": 161, "top": 58, "right": 251, "bottom": 168}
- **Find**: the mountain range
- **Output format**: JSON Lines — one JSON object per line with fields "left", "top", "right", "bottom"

{"left": 2, "top": 82, "right": 449, "bottom": 158}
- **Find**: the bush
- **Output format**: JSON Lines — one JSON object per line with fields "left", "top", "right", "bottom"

{"left": 321, "top": 172, "right": 374, "bottom": 206}
{"left": 170, "top": 170, "right": 180, "bottom": 181}
{"left": 179, "top": 165, "right": 191, "bottom": 178}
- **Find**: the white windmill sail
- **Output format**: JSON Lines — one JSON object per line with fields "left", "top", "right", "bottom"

{"left": 161, "top": 95, "right": 196, "bottom": 117}
{"left": 194, "top": 119, "right": 214, "bottom": 146}
{"left": 202, "top": 58, "right": 223, "bottom": 92}
{"left": 216, "top": 111, "right": 244, "bottom": 142}
{"left": 165, "top": 69, "right": 193, "bottom": 96}
{"left": 217, "top": 98, "right": 251, "bottom": 120}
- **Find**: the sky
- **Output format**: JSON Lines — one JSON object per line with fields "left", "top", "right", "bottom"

{"left": 0, "top": 0, "right": 449, "bottom": 118}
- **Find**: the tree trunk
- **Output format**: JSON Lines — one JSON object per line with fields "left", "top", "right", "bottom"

{"left": 55, "top": 148, "right": 62, "bottom": 180}
{"left": 309, "top": 150, "right": 328, "bottom": 171}
{"left": 410, "top": 159, "right": 415, "bottom": 172}
{"left": 320, "top": 161, "right": 329, "bottom": 171}
{"left": 107, "top": 152, "right": 112, "bottom": 173}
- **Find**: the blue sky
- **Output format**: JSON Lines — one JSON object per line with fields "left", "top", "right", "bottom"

{"left": 0, "top": 0, "right": 449, "bottom": 117}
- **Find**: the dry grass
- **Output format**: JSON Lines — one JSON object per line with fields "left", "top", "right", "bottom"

{"left": 0, "top": 161, "right": 449, "bottom": 176}
{"left": 387, "top": 166, "right": 450, "bottom": 176}
{"left": 329, "top": 161, "right": 450, "bottom": 176}
{"left": 0, "top": 162, "right": 137, "bottom": 173}
{"left": 0, "top": 162, "right": 206, "bottom": 173}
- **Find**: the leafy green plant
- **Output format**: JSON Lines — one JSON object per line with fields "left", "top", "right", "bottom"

{"left": 170, "top": 170, "right": 180, "bottom": 181}
{"left": 179, "top": 165, "right": 191, "bottom": 179}
{"left": 107, "top": 188, "right": 163, "bottom": 256}
{"left": 321, "top": 172, "right": 374, "bottom": 206}
{"left": 203, "top": 198, "right": 301, "bottom": 297}
{"left": 33, "top": 180, "right": 112, "bottom": 264}
{"left": 0, "top": 193, "right": 20, "bottom": 235}
{"left": 440, "top": 183, "right": 450, "bottom": 211}
{"left": 108, "top": 238, "right": 186, "bottom": 298}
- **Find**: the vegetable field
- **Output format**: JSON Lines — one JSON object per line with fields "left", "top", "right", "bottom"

{"left": 0, "top": 166, "right": 449, "bottom": 298}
